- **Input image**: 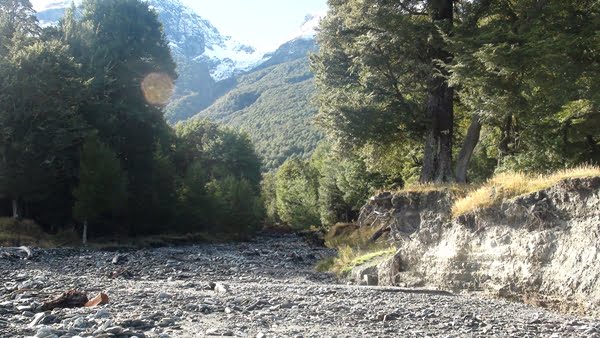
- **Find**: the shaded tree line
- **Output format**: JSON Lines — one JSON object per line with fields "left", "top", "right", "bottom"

{"left": 0, "top": 0, "right": 263, "bottom": 238}
{"left": 263, "top": 142, "right": 392, "bottom": 229}
{"left": 312, "top": 0, "right": 599, "bottom": 185}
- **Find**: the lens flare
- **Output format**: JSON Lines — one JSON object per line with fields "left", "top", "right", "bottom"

{"left": 141, "top": 73, "right": 174, "bottom": 106}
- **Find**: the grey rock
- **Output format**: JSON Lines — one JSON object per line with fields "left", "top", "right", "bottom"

{"left": 213, "top": 282, "right": 230, "bottom": 294}
{"left": 157, "top": 292, "right": 172, "bottom": 299}
{"left": 206, "top": 328, "right": 234, "bottom": 336}
{"left": 29, "top": 312, "right": 46, "bottom": 328}
{"left": 95, "top": 309, "right": 112, "bottom": 319}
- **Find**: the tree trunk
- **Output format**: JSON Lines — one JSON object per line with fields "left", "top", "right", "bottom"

{"left": 11, "top": 198, "right": 18, "bottom": 219}
{"left": 498, "top": 115, "right": 512, "bottom": 164}
{"left": 82, "top": 220, "right": 88, "bottom": 246}
{"left": 455, "top": 116, "right": 482, "bottom": 183}
{"left": 420, "top": 0, "right": 454, "bottom": 183}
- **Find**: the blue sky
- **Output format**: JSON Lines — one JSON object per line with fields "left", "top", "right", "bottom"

{"left": 182, "top": 0, "right": 327, "bottom": 50}
{"left": 32, "top": 0, "right": 328, "bottom": 51}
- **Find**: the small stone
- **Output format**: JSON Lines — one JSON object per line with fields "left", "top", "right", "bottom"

{"left": 206, "top": 328, "right": 234, "bottom": 336}
{"left": 16, "top": 304, "right": 32, "bottom": 311}
{"left": 95, "top": 309, "right": 111, "bottom": 319}
{"left": 279, "top": 302, "right": 295, "bottom": 309}
{"left": 112, "top": 254, "right": 127, "bottom": 265}
{"left": 158, "top": 318, "right": 175, "bottom": 327}
{"left": 35, "top": 326, "right": 58, "bottom": 338}
{"left": 29, "top": 312, "right": 46, "bottom": 328}
{"left": 158, "top": 292, "right": 172, "bottom": 299}
{"left": 72, "top": 317, "right": 87, "bottom": 329}
{"left": 214, "top": 283, "right": 230, "bottom": 294}
{"left": 40, "top": 314, "right": 59, "bottom": 325}
{"left": 105, "top": 326, "right": 124, "bottom": 334}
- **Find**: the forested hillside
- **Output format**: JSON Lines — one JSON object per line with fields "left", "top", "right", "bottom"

{"left": 196, "top": 39, "right": 322, "bottom": 170}
{"left": 0, "top": 0, "right": 263, "bottom": 238}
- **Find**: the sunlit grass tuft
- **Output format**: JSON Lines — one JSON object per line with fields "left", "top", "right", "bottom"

{"left": 318, "top": 222, "right": 396, "bottom": 276}
{"left": 334, "top": 245, "right": 396, "bottom": 275}
{"left": 324, "top": 223, "right": 377, "bottom": 249}
{"left": 452, "top": 165, "right": 600, "bottom": 217}
{"left": 396, "top": 182, "right": 471, "bottom": 194}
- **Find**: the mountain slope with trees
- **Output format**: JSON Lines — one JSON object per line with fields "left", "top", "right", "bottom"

{"left": 195, "top": 38, "right": 322, "bottom": 170}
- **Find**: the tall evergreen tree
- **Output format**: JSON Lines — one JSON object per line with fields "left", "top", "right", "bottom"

{"left": 313, "top": 0, "right": 456, "bottom": 183}
{"left": 0, "top": 0, "right": 40, "bottom": 54}
{"left": 313, "top": 0, "right": 510, "bottom": 183}
{"left": 275, "top": 158, "right": 320, "bottom": 228}
{"left": 174, "top": 119, "right": 264, "bottom": 233}
{"left": 0, "top": 39, "right": 85, "bottom": 223}
{"left": 447, "top": 0, "right": 600, "bottom": 172}
{"left": 60, "top": 0, "right": 177, "bottom": 231}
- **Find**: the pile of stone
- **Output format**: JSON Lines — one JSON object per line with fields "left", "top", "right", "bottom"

{"left": 0, "top": 233, "right": 598, "bottom": 337}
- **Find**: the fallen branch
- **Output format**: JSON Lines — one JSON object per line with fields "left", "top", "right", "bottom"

{"left": 369, "top": 226, "right": 391, "bottom": 243}
{"left": 0, "top": 246, "right": 33, "bottom": 260}
{"left": 41, "top": 290, "right": 88, "bottom": 311}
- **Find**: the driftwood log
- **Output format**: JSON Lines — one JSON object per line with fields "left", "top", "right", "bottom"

{"left": 41, "top": 290, "right": 89, "bottom": 311}
{"left": 369, "top": 226, "right": 391, "bottom": 243}
{"left": 0, "top": 246, "right": 32, "bottom": 260}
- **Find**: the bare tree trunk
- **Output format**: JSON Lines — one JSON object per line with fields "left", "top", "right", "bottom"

{"left": 420, "top": 0, "right": 454, "bottom": 183}
{"left": 11, "top": 198, "right": 18, "bottom": 219}
{"left": 421, "top": 131, "right": 437, "bottom": 183}
{"left": 455, "top": 116, "right": 482, "bottom": 183}
{"left": 82, "top": 220, "right": 88, "bottom": 246}
{"left": 497, "top": 115, "right": 512, "bottom": 165}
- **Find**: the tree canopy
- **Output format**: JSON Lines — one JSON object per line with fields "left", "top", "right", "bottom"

{"left": 312, "top": 0, "right": 599, "bottom": 185}
{"left": 0, "top": 0, "right": 265, "bottom": 238}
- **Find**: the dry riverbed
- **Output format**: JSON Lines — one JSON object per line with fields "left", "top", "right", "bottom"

{"left": 1, "top": 233, "right": 598, "bottom": 338}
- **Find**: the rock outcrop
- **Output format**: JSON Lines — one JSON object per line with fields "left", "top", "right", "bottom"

{"left": 356, "top": 177, "right": 600, "bottom": 315}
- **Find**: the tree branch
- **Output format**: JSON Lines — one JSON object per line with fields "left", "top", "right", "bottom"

{"left": 398, "top": 1, "right": 428, "bottom": 16}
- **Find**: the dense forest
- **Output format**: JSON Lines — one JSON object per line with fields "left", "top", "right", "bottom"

{"left": 0, "top": 0, "right": 598, "bottom": 238}
{"left": 265, "top": 0, "right": 599, "bottom": 228}
{"left": 0, "top": 0, "right": 263, "bottom": 239}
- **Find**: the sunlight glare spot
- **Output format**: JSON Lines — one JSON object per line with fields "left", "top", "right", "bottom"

{"left": 141, "top": 73, "right": 174, "bottom": 106}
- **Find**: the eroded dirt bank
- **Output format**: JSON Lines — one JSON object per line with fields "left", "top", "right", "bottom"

{"left": 357, "top": 177, "right": 600, "bottom": 317}
{"left": 2, "top": 233, "right": 600, "bottom": 338}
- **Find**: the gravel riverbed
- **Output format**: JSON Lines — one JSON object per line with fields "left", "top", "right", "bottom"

{"left": 1, "top": 233, "right": 598, "bottom": 338}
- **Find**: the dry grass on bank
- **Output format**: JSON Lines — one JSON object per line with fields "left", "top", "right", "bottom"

{"left": 452, "top": 165, "right": 600, "bottom": 217}
{"left": 318, "top": 222, "right": 396, "bottom": 275}
{"left": 394, "top": 182, "right": 471, "bottom": 195}
{"left": 330, "top": 245, "right": 396, "bottom": 275}
{"left": 317, "top": 166, "right": 600, "bottom": 275}
{"left": 0, "top": 218, "right": 83, "bottom": 247}
{"left": 0, "top": 217, "right": 242, "bottom": 249}
{"left": 324, "top": 223, "right": 377, "bottom": 249}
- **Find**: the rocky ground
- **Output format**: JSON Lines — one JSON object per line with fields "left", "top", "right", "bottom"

{"left": 1, "top": 233, "right": 599, "bottom": 338}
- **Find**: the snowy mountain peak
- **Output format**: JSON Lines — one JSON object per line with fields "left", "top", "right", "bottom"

{"left": 142, "top": 0, "right": 268, "bottom": 81}
{"left": 33, "top": 0, "right": 268, "bottom": 82}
